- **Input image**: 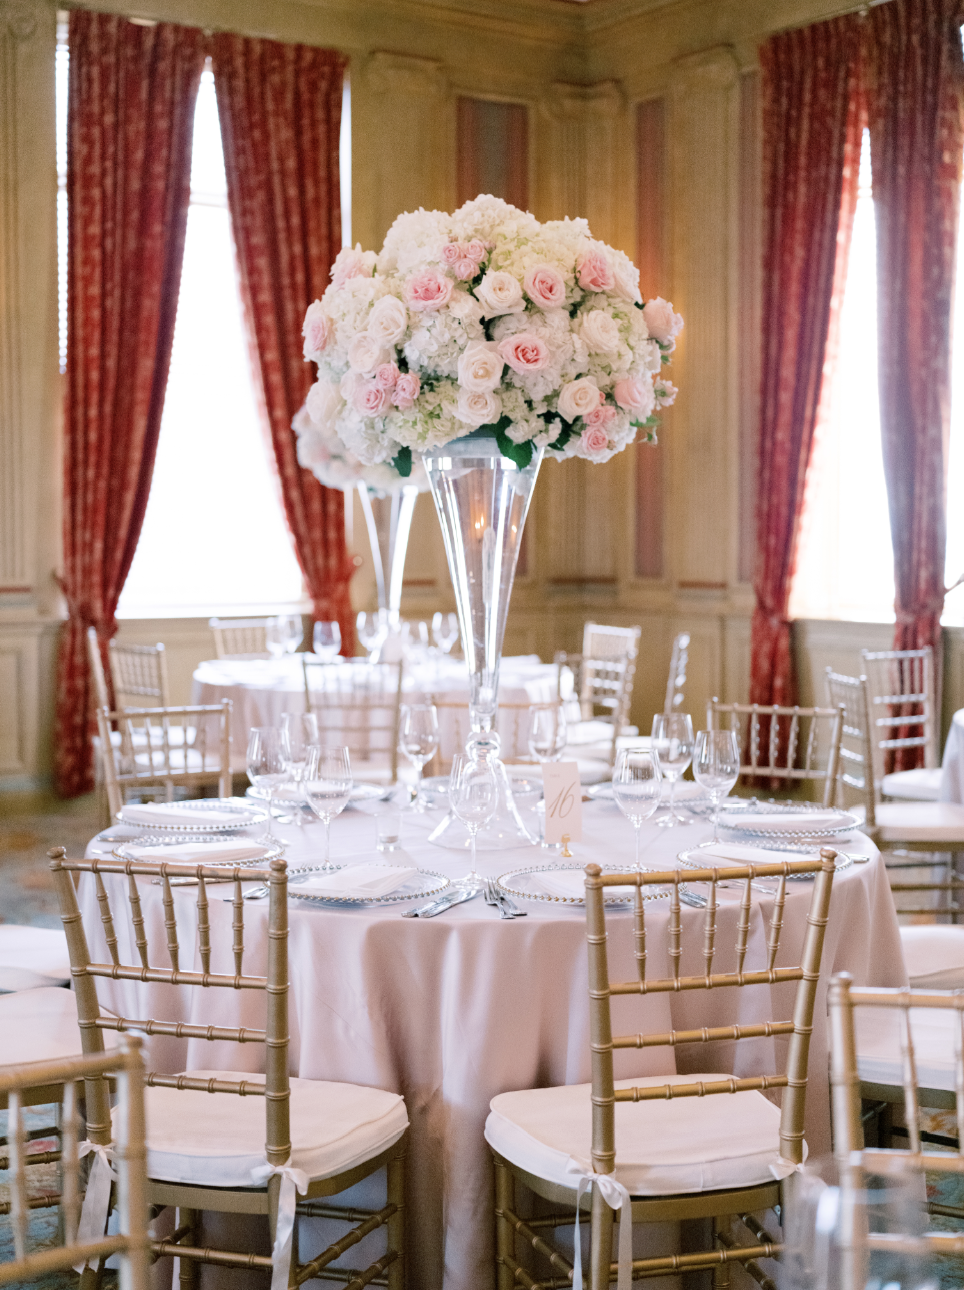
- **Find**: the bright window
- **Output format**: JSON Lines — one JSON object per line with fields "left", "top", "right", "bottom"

{"left": 790, "top": 128, "right": 964, "bottom": 625}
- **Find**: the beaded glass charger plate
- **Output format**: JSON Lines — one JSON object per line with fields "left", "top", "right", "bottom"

{"left": 677, "top": 842, "right": 855, "bottom": 881}
{"left": 115, "top": 798, "right": 268, "bottom": 833}
{"left": 246, "top": 783, "right": 392, "bottom": 805}
{"left": 497, "top": 864, "right": 669, "bottom": 907}
{"left": 288, "top": 866, "right": 450, "bottom": 906}
{"left": 717, "top": 800, "right": 859, "bottom": 841}
{"left": 111, "top": 838, "right": 284, "bottom": 867}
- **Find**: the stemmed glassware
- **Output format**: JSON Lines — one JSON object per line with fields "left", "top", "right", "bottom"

{"left": 650, "top": 712, "right": 695, "bottom": 827}
{"left": 280, "top": 712, "right": 319, "bottom": 823}
{"left": 449, "top": 753, "right": 498, "bottom": 892}
{"left": 278, "top": 613, "right": 303, "bottom": 654}
{"left": 693, "top": 729, "right": 741, "bottom": 842}
{"left": 313, "top": 621, "right": 342, "bottom": 661}
{"left": 246, "top": 726, "right": 291, "bottom": 843}
{"left": 527, "top": 704, "right": 567, "bottom": 763}
{"left": 304, "top": 744, "right": 353, "bottom": 870}
{"left": 399, "top": 703, "right": 440, "bottom": 810}
{"left": 432, "top": 611, "right": 460, "bottom": 657}
{"left": 611, "top": 747, "right": 663, "bottom": 871}
{"left": 265, "top": 619, "right": 287, "bottom": 660}
{"left": 356, "top": 611, "right": 386, "bottom": 660}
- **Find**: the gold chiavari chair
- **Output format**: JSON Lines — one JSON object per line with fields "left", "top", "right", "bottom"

{"left": 487, "top": 850, "right": 838, "bottom": 1290}
{"left": 109, "top": 640, "right": 171, "bottom": 710}
{"left": 49, "top": 848, "right": 409, "bottom": 1290}
{"left": 861, "top": 646, "right": 941, "bottom": 802}
{"left": 303, "top": 657, "right": 404, "bottom": 783}
{"left": 208, "top": 616, "right": 270, "bottom": 659}
{"left": 828, "top": 972, "right": 964, "bottom": 1290}
{"left": 555, "top": 623, "right": 642, "bottom": 776}
{"left": 97, "top": 701, "right": 232, "bottom": 819}
{"left": 0, "top": 1034, "right": 149, "bottom": 1290}
{"left": 708, "top": 697, "right": 844, "bottom": 806}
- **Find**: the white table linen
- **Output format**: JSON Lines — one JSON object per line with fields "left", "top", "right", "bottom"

{"left": 940, "top": 707, "right": 964, "bottom": 803}
{"left": 83, "top": 799, "right": 901, "bottom": 1290}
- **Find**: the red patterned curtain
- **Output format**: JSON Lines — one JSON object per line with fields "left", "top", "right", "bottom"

{"left": 210, "top": 34, "right": 354, "bottom": 652}
{"left": 751, "top": 17, "right": 864, "bottom": 708}
{"left": 866, "top": 0, "right": 964, "bottom": 679}
{"left": 55, "top": 12, "right": 205, "bottom": 797}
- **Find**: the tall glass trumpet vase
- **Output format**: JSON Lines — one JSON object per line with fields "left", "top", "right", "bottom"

{"left": 358, "top": 483, "right": 419, "bottom": 628}
{"left": 423, "top": 429, "right": 543, "bottom": 850}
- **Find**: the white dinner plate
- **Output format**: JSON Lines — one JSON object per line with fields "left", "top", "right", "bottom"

{"left": 717, "top": 800, "right": 859, "bottom": 840}
{"left": 677, "top": 841, "right": 854, "bottom": 880}
{"left": 111, "top": 838, "right": 283, "bottom": 867}
{"left": 289, "top": 866, "right": 449, "bottom": 906}
{"left": 115, "top": 798, "right": 268, "bottom": 833}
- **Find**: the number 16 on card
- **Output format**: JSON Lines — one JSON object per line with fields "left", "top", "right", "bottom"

{"left": 542, "top": 761, "right": 582, "bottom": 845}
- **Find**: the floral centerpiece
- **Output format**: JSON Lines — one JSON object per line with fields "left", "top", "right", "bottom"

{"left": 300, "top": 195, "right": 681, "bottom": 474}
{"left": 293, "top": 402, "right": 428, "bottom": 495}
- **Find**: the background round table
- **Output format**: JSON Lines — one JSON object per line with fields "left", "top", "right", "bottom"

{"left": 941, "top": 707, "right": 964, "bottom": 802}
{"left": 84, "top": 798, "right": 902, "bottom": 1290}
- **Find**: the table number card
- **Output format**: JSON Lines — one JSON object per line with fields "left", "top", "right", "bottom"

{"left": 542, "top": 761, "right": 583, "bottom": 844}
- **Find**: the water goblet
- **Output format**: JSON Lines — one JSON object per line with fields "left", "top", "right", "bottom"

{"left": 246, "top": 726, "right": 291, "bottom": 843}
{"left": 313, "top": 620, "right": 342, "bottom": 661}
{"left": 278, "top": 613, "right": 303, "bottom": 654}
{"left": 356, "top": 611, "right": 384, "bottom": 660}
{"left": 612, "top": 747, "right": 663, "bottom": 871}
{"left": 693, "top": 729, "right": 741, "bottom": 842}
{"left": 280, "top": 712, "right": 318, "bottom": 821}
{"left": 399, "top": 703, "right": 439, "bottom": 810}
{"left": 265, "top": 617, "right": 286, "bottom": 660}
{"left": 304, "top": 744, "right": 352, "bottom": 870}
{"left": 449, "top": 753, "right": 498, "bottom": 891}
{"left": 432, "top": 612, "right": 460, "bottom": 657}
{"left": 527, "top": 704, "right": 567, "bottom": 763}
{"left": 650, "top": 712, "right": 695, "bottom": 827}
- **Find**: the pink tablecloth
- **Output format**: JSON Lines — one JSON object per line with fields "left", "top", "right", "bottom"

{"left": 941, "top": 708, "right": 964, "bottom": 803}
{"left": 84, "top": 803, "right": 902, "bottom": 1290}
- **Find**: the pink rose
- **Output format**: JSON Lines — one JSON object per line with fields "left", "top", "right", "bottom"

{"left": 353, "top": 382, "right": 390, "bottom": 417}
{"left": 523, "top": 264, "right": 566, "bottom": 310}
{"left": 405, "top": 269, "right": 454, "bottom": 311}
{"left": 440, "top": 242, "right": 464, "bottom": 266}
{"left": 331, "top": 246, "right": 374, "bottom": 289}
{"left": 613, "top": 376, "right": 653, "bottom": 412}
{"left": 577, "top": 245, "right": 615, "bottom": 293}
{"left": 375, "top": 362, "right": 400, "bottom": 390}
{"left": 581, "top": 425, "right": 610, "bottom": 456}
{"left": 642, "top": 297, "right": 684, "bottom": 347}
{"left": 463, "top": 240, "right": 487, "bottom": 263}
{"left": 455, "top": 258, "right": 478, "bottom": 281}
{"left": 392, "top": 372, "right": 421, "bottom": 410}
{"left": 498, "top": 332, "right": 550, "bottom": 374}
{"left": 584, "top": 404, "right": 617, "bottom": 431}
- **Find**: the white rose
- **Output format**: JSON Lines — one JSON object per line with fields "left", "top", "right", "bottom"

{"left": 579, "top": 309, "right": 621, "bottom": 354}
{"left": 347, "top": 332, "right": 389, "bottom": 374}
{"left": 367, "top": 295, "right": 409, "bottom": 345}
{"left": 340, "top": 370, "right": 361, "bottom": 402}
{"left": 612, "top": 258, "right": 642, "bottom": 304}
{"left": 642, "top": 297, "right": 684, "bottom": 347}
{"left": 557, "top": 377, "right": 602, "bottom": 422}
{"left": 474, "top": 270, "right": 525, "bottom": 318}
{"left": 457, "top": 341, "right": 505, "bottom": 392}
{"left": 456, "top": 388, "right": 502, "bottom": 427}
{"left": 305, "top": 379, "right": 342, "bottom": 428}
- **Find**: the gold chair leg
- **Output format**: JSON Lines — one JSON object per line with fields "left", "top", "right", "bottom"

{"left": 177, "top": 1207, "right": 198, "bottom": 1290}
{"left": 713, "top": 1216, "right": 733, "bottom": 1290}
{"left": 387, "top": 1141, "right": 407, "bottom": 1290}
{"left": 494, "top": 1153, "right": 516, "bottom": 1290}
{"left": 589, "top": 1186, "right": 614, "bottom": 1290}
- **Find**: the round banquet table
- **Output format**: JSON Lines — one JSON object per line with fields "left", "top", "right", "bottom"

{"left": 191, "top": 653, "right": 559, "bottom": 762}
{"left": 941, "top": 708, "right": 964, "bottom": 803}
{"left": 83, "top": 799, "right": 903, "bottom": 1290}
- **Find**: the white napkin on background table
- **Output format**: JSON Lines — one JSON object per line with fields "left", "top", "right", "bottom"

{"left": 122, "top": 841, "right": 268, "bottom": 865}
{"left": 291, "top": 863, "right": 418, "bottom": 900}
{"left": 724, "top": 810, "right": 846, "bottom": 833}
{"left": 120, "top": 803, "right": 248, "bottom": 827}
{"left": 533, "top": 870, "right": 637, "bottom": 902}
{"left": 690, "top": 842, "right": 811, "bottom": 867}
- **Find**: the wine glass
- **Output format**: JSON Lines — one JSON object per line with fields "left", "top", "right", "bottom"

{"left": 432, "top": 611, "right": 460, "bottom": 657}
{"left": 399, "top": 703, "right": 440, "bottom": 810}
{"left": 246, "top": 726, "right": 291, "bottom": 843}
{"left": 280, "top": 712, "right": 319, "bottom": 820}
{"left": 279, "top": 613, "right": 303, "bottom": 654}
{"left": 693, "top": 729, "right": 741, "bottom": 842}
{"left": 313, "top": 620, "right": 342, "bottom": 661}
{"left": 650, "top": 712, "right": 695, "bottom": 827}
{"left": 449, "top": 753, "right": 498, "bottom": 891}
{"left": 265, "top": 617, "right": 286, "bottom": 660}
{"left": 304, "top": 744, "right": 352, "bottom": 870}
{"left": 611, "top": 747, "right": 662, "bottom": 871}
{"left": 356, "top": 611, "right": 385, "bottom": 660}
{"left": 527, "top": 704, "right": 567, "bottom": 763}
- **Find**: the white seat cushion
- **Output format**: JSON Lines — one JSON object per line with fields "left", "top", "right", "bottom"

{"left": 138, "top": 1070, "right": 407, "bottom": 1189}
{"left": 485, "top": 1074, "right": 798, "bottom": 1197}
{"left": 0, "top": 925, "right": 71, "bottom": 993}
{"left": 0, "top": 987, "right": 118, "bottom": 1064}
{"left": 882, "top": 768, "right": 943, "bottom": 802}
{"left": 856, "top": 1007, "right": 960, "bottom": 1092}
{"left": 563, "top": 721, "right": 639, "bottom": 749}
{"left": 872, "top": 801, "right": 964, "bottom": 844}
{"left": 900, "top": 925, "right": 964, "bottom": 990}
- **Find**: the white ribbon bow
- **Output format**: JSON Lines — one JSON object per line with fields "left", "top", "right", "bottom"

{"left": 74, "top": 1142, "right": 117, "bottom": 1272}
{"left": 567, "top": 1164, "right": 633, "bottom": 1290}
{"left": 250, "top": 1160, "right": 310, "bottom": 1290}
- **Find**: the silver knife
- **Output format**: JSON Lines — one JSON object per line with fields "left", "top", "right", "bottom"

{"left": 403, "top": 887, "right": 479, "bottom": 918}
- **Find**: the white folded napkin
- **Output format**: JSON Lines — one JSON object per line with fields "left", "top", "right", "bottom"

{"left": 123, "top": 841, "right": 268, "bottom": 865}
{"left": 120, "top": 802, "right": 248, "bottom": 827}
{"left": 292, "top": 863, "right": 418, "bottom": 900}
{"left": 533, "top": 870, "right": 637, "bottom": 902}
{"left": 690, "top": 843, "right": 809, "bottom": 868}
{"left": 725, "top": 810, "right": 846, "bottom": 833}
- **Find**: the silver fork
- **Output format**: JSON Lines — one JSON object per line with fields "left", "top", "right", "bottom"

{"left": 483, "top": 877, "right": 514, "bottom": 919}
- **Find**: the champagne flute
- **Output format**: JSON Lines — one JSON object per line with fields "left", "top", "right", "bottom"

{"left": 304, "top": 744, "right": 352, "bottom": 870}
{"left": 280, "top": 712, "right": 319, "bottom": 821}
{"left": 246, "top": 726, "right": 291, "bottom": 843}
{"left": 313, "top": 620, "right": 342, "bottom": 661}
{"left": 449, "top": 753, "right": 498, "bottom": 891}
{"left": 612, "top": 747, "right": 662, "bottom": 871}
{"left": 693, "top": 729, "right": 741, "bottom": 842}
{"left": 650, "top": 712, "right": 695, "bottom": 827}
{"left": 527, "top": 704, "right": 567, "bottom": 763}
{"left": 399, "top": 703, "right": 440, "bottom": 810}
